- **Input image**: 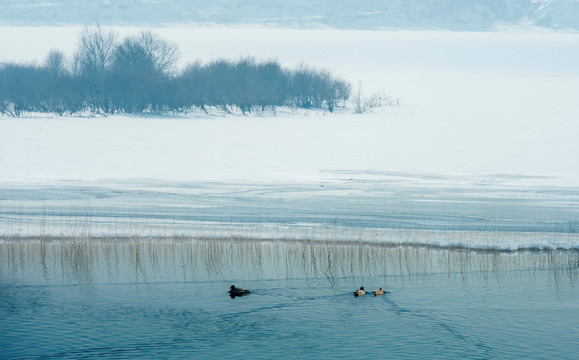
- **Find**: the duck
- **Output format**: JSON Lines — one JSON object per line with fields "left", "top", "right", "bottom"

{"left": 374, "top": 288, "right": 384, "bottom": 296}
{"left": 229, "top": 285, "right": 251, "bottom": 297}
{"left": 354, "top": 286, "right": 366, "bottom": 296}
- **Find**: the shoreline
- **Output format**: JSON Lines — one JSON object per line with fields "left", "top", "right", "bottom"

{"left": 3, "top": 234, "right": 578, "bottom": 292}
{"left": 3, "top": 234, "right": 579, "bottom": 254}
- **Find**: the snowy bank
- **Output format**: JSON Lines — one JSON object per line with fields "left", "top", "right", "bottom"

{"left": 1, "top": 27, "right": 578, "bottom": 250}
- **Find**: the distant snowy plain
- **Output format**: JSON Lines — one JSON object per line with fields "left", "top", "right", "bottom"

{"left": 1, "top": 27, "right": 579, "bottom": 249}
{"left": 2, "top": 0, "right": 579, "bottom": 31}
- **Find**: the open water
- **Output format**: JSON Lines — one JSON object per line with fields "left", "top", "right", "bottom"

{"left": 1, "top": 238, "right": 578, "bottom": 359}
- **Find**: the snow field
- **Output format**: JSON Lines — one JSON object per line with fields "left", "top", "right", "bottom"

{"left": 1, "top": 27, "right": 579, "bottom": 249}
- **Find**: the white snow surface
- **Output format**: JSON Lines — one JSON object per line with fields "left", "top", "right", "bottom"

{"left": 1, "top": 28, "right": 578, "bottom": 185}
{"left": 1, "top": 27, "right": 579, "bottom": 249}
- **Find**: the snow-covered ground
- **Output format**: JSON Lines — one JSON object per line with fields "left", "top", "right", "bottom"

{"left": 2, "top": 28, "right": 578, "bottom": 184}
{"left": 1, "top": 27, "right": 579, "bottom": 249}
{"left": 1, "top": 106, "right": 578, "bottom": 185}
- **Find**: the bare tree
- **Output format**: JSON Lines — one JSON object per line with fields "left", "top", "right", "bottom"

{"left": 73, "top": 26, "right": 118, "bottom": 112}
{"left": 44, "top": 50, "right": 67, "bottom": 77}
{"left": 106, "top": 32, "right": 179, "bottom": 113}
{"left": 136, "top": 31, "right": 180, "bottom": 75}
{"left": 74, "top": 26, "right": 117, "bottom": 75}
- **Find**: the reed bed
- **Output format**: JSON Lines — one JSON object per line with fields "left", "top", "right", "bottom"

{"left": 2, "top": 236, "right": 578, "bottom": 296}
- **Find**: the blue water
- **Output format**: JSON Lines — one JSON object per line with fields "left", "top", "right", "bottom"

{"left": 1, "top": 239, "right": 578, "bottom": 359}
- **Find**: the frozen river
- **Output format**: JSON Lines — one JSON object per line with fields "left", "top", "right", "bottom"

{"left": 2, "top": 174, "right": 578, "bottom": 250}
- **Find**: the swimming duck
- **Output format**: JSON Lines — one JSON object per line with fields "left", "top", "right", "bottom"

{"left": 354, "top": 286, "right": 366, "bottom": 296}
{"left": 374, "top": 288, "right": 384, "bottom": 296}
{"left": 229, "top": 285, "right": 251, "bottom": 297}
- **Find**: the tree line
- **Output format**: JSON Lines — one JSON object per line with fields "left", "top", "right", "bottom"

{"left": 0, "top": 28, "right": 351, "bottom": 117}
